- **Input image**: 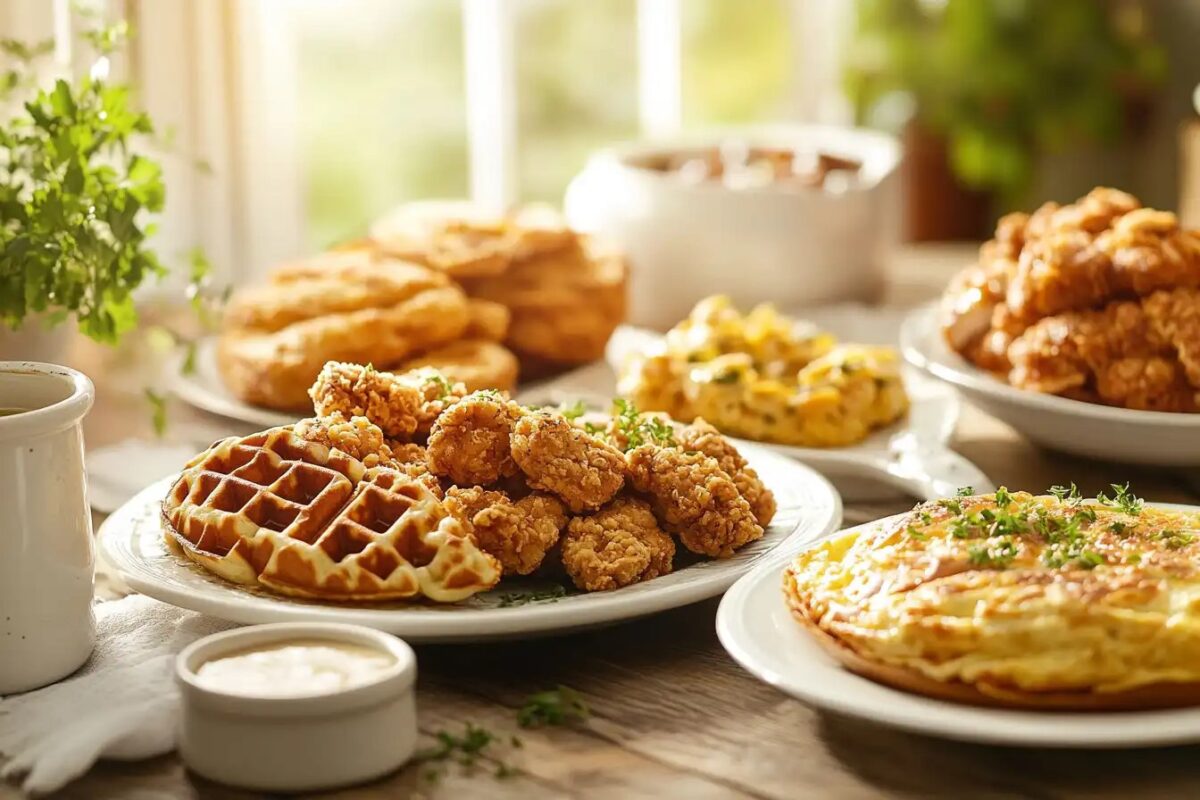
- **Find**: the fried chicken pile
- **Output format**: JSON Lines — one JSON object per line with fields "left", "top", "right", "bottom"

{"left": 292, "top": 360, "right": 777, "bottom": 595}
{"left": 941, "top": 188, "right": 1200, "bottom": 411}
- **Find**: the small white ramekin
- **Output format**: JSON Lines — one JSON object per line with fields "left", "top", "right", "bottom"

{"left": 176, "top": 622, "right": 417, "bottom": 793}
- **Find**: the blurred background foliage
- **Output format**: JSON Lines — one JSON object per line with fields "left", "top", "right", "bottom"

{"left": 844, "top": 0, "right": 1167, "bottom": 207}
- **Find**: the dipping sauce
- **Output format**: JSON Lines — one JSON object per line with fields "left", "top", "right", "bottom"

{"left": 0, "top": 408, "right": 28, "bottom": 417}
{"left": 194, "top": 638, "right": 396, "bottom": 698}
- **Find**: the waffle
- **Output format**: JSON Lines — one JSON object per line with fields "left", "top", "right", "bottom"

{"left": 162, "top": 427, "right": 501, "bottom": 602}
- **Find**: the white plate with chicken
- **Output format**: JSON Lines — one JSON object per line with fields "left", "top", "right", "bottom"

{"left": 99, "top": 362, "right": 843, "bottom": 642}
{"left": 904, "top": 187, "right": 1200, "bottom": 467}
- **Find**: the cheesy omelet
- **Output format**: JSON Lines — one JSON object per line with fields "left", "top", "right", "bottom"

{"left": 785, "top": 488, "right": 1200, "bottom": 708}
{"left": 618, "top": 296, "right": 908, "bottom": 447}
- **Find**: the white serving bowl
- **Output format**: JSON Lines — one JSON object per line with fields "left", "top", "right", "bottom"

{"left": 901, "top": 303, "right": 1200, "bottom": 466}
{"left": 564, "top": 125, "right": 902, "bottom": 330}
{"left": 176, "top": 622, "right": 417, "bottom": 792}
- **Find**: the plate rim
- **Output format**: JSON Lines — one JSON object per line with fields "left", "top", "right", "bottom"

{"left": 900, "top": 302, "right": 1200, "bottom": 428}
{"left": 716, "top": 504, "right": 1200, "bottom": 748}
{"left": 169, "top": 336, "right": 301, "bottom": 428}
{"left": 99, "top": 442, "right": 842, "bottom": 643}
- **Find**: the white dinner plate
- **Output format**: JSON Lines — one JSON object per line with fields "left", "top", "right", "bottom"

{"left": 901, "top": 303, "right": 1200, "bottom": 466}
{"left": 603, "top": 321, "right": 992, "bottom": 501}
{"left": 716, "top": 511, "right": 1200, "bottom": 748}
{"left": 98, "top": 442, "right": 841, "bottom": 643}
{"left": 170, "top": 337, "right": 301, "bottom": 428}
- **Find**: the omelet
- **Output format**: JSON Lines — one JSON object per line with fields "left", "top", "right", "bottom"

{"left": 618, "top": 296, "right": 908, "bottom": 447}
{"left": 785, "top": 487, "right": 1200, "bottom": 709}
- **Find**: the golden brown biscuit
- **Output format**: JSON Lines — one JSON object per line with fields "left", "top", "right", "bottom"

{"left": 369, "top": 201, "right": 573, "bottom": 279}
{"left": 218, "top": 286, "right": 470, "bottom": 411}
{"left": 464, "top": 298, "right": 511, "bottom": 342}
{"left": 398, "top": 339, "right": 519, "bottom": 393}
{"left": 462, "top": 236, "right": 627, "bottom": 371}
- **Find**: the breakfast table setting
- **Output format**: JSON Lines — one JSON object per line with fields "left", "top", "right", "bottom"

{"left": 7, "top": 226, "right": 1200, "bottom": 800}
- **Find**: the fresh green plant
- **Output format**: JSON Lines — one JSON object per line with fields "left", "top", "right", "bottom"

{"left": 844, "top": 0, "right": 1166, "bottom": 204}
{"left": 0, "top": 19, "right": 167, "bottom": 343}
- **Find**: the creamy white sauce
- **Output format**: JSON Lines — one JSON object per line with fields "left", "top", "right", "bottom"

{"left": 195, "top": 639, "right": 395, "bottom": 697}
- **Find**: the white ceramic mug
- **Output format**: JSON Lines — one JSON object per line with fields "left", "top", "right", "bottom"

{"left": 0, "top": 362, "right": 96, "bottom": 695}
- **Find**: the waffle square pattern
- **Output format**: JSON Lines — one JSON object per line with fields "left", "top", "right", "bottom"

{"left": 162, "top": 427, "right": 501, "bottom": 602}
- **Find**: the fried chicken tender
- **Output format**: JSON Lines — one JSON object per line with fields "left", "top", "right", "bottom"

{"left": 293, "top": 412, "right": 398, "bottom": 467}
{"left": 1007, "top": 287, "right": 1200, "bottom": 411}
{"left": 294, "top": 412, "right": 443, "bottom": 494}
{"left": 443, "top": 486, "right": 566, "bottom": 575}
{"left": 400, "top": 368, "right": 469, "bottom": 440}
{"left": 561, "top": 497, "right": 675, "bottom": 591}
{"left": 426, "top": 391, "right": 523, "bottom": 485}
{"left": 308, "top": 361, "right": 423, "bottom": 440}
{"left": 625, "top": 444, "right": 762, "bottom": 558}
{"left": 677, "top": 419, "right": 776, "bottom": 526}
{"left": 510, "top": 412, "right": 625, "bottom": 512}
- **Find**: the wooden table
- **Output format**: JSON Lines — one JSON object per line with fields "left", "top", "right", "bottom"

{"left": 8, "top": 244, "right": 1200, "bottom": 800}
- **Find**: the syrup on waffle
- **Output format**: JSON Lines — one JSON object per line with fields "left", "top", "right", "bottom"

{"left": 163, "top": 427, "right": 501, "bottom": 603}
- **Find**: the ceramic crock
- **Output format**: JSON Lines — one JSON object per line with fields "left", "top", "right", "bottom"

{"left": 0, "top": 362, "right": 96, "bottom": 695}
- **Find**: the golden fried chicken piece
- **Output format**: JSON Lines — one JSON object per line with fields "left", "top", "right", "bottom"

{"left": 399, "top": 368, "right": 469, "bottom": 440}
{"left": 1006, "top": 290, "right": 1200, "bottom": 412}
{"left": 426, "top": 391, "right": 523, "bottom": 485}
{"left": 510, "top": 412, "right": 625, "bottom": 513}
{"left": 626, "top": 444, "right": 762, "bottom": 558}
{"left": 293, "top": 412, "right": 398, "bottom": 467}
{"left": 443, "top": 486, "right": 566, "bottom": 575}
{"left": 677, "top": 419, "right": 776, "bottom": 527}
{"left": 308, "top": 361, "right": 422, "bottom": 440}
{"left": 294, "top": 412, "right": 443, "bottom": 493}
{"left": 561, "top": 497, "right": 675, "bottom": 591}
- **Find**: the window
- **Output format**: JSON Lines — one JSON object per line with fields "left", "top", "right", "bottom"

{"left": 7, "top": 0, "right": 848, "bottom": 278}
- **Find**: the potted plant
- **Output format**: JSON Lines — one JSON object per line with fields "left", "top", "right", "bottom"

{"left": 843, "top": 0, "right": 1166, "bottom": 240}
{"left": 0, "top": 19, "right": 169, "bottom": 362}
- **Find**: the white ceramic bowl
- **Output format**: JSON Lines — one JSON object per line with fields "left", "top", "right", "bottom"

{"left": 564, "top": 125, "right": 902, "bottom": 329}
{"left": 176, "top": 622, "right": 417, "bottom": 792}
{"left": 901, "top": 303, "right": 1200, "bottom": 466}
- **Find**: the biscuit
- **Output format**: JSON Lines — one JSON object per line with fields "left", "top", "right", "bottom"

{"left": 398, "top": 338, "right": 519, "bottom": 393}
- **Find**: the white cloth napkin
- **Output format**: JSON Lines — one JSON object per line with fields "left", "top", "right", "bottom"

{"left": 0, "top": 595, "right": 235, "bottom": 796}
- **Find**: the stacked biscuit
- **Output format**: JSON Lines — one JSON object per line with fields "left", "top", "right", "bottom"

{"left": 370, "top": 201, "right": 628, "bottom": 378}
{"left": 219, "top": 202, "right": 628, "bottom": 411}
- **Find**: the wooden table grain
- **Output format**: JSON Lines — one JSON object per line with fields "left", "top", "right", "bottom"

{"left": 7, "top": 244, "right": 1200, "bottom": 800}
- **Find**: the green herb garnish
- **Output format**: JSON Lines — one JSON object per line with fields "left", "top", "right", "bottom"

{"left": 611, "top": 398, "right": 675, "bottom": 450}
{"left": 967, "top": 536, "right": 1018, "bottom": 568}
{"left": 496, "top": 585, "right": 568, "bottom": 607}
{"left": 559, "top": 400, "right": 587, "bottom": 420}
{"left": 1157, "top": 529, "right": 1196, "bottom": 550}
{"left": 416, "top": 723, "right": 517, "bottom": 780}
{"left": 517, "top": 686, "right": 589, "bottom": 729}
{"left": 1096, "top": 483, "right": 1143, "bottom": 516}
{"left": 1049, "top": 483, "right": 1083, "bottom": 504}
{"left": 955, "top": 486, "right": 975, "bottom": 497}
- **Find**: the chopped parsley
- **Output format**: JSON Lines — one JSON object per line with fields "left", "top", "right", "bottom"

{"left": 937, "top": 498, "right": 963, "bottom": 515}
{"left": 517, "top": 686, "right": 590, "bottom": 729}
{"left": 611, "top": 398, "right": 675, "bottom": 450}
{"left": 905, "top": 526, "right": 928, "bottom": 541}
{"left": 1157, "top": 529, "right": 1196, "bottom": 550}
{"left": 583, "top": 421, "right": 604, "bottom": 435}
{"left": 1048, "top": 483, "right": 1083, "bottom": 504}
{"left": 559, "top": 399, "right": 587, "bottom": 420}
{"left": 1126, "top": 552, "right": 1143, "bottom": 564}
{"left": 416, "top": 723, "right": 518, "bottom": 781}
{"left": 955, "top": 486, "right": 975, "bottom": 497}
{"left": 496, "top": 585, "right": 568, "bottom": 607}
{"left": 967, "top": 536, "right": 1018, "bottom": 568}
{"left": 1096, "top": 483, "right": 1143, "bottom": 516}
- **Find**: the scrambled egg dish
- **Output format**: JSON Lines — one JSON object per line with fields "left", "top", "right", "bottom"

{"left": 785, "top": 487, "right": 1200, "bottom": 708}
{"left": 617, "top": 296, "right": 908, "bottom": 447}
